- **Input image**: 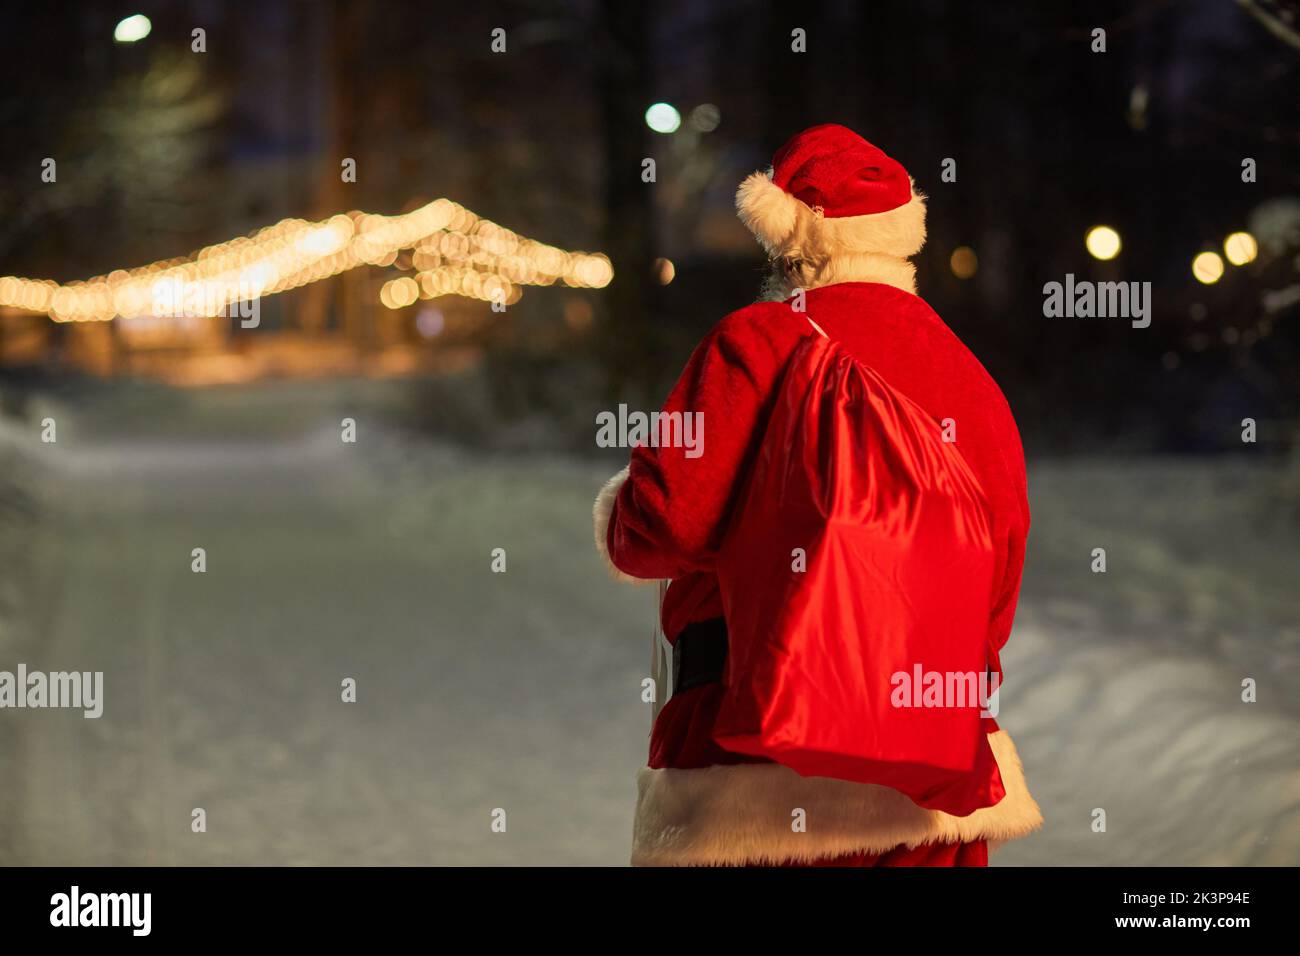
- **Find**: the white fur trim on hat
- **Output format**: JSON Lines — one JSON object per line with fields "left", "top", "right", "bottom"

{"left": 631, "top": 729, "right": 1042, "bottom": 866}
{"left": 736, "top": 169, "right": 927, "bottom": 265}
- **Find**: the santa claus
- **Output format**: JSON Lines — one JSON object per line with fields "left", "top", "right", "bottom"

{"left": 594, "top": 124, "right": 1042, "bottom": 867}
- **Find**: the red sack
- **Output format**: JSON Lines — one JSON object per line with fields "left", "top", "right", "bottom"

{"left": 713, "top": 324, "right": 1000, "bottom": 814}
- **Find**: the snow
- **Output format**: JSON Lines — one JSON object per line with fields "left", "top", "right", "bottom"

{"left": 0, "top": 386, "right": 1295, "bottom": 865}
{"left": 1000, "top": 458, "right": 1300, "bottom": 865}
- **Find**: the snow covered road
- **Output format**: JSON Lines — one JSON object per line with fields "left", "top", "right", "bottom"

{"left": 0, "top": 388, "right": 1296, "bottom": 865}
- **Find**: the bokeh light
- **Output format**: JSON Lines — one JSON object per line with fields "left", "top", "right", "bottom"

{"left": 1, "top": 199, "right": 612, "bottom": 322}
{"left": 113, "top": 14, "right": 151, "bottom": 43}
{"left": 644, "top": 102, "right": 681, "bottom": 134}
{"left": 1192, "top": 251, "right": 1224, "bottom": 284}
{"left": 1085, "top": 225, "right": 1121, "bottom": 261}
{"left": 414, "top": 307, "right": 445, "bottom": 337}
{"left": 688, "top": 104, "right": 721, "bottom": 132}
{"left": 1223, "top": 231, "right": 1257, "bottom": 266}
{"left": 949, "top": 246, "right": 978, "bottom": 279}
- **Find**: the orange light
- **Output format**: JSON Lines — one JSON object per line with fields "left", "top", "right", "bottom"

{"left": 949, "top": 247, "right": 978, "bottom": 279}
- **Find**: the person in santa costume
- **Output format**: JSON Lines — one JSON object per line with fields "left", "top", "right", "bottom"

{"left": 594, "top": 124, "right": 1042, "bottom": 867}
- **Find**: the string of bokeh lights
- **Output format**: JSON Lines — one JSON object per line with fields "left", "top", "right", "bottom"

{"left": 947, "top": 225, "right": 1259, "bottom": 283}
{"left": 0, "top": 198, "right": 613, "bottom": 324}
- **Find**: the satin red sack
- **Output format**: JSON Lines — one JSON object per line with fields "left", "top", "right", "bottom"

{"left": 713, "top": 330, "right": 1001, "bottom": 814}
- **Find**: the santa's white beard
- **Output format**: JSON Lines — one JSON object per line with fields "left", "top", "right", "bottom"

{"left": 758, "top": 262, "right": 801, "bottom": 302}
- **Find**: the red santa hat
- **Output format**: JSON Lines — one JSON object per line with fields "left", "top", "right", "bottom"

{"left": 735, "top": 124, "right": 926, "bottom": 265}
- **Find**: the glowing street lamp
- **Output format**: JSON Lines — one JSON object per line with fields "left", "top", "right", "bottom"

{"left": 114, "top": 14, "right": 152, "bottom": 43}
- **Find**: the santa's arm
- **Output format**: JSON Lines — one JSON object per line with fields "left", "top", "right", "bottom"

{"left": 593, "top": 311, "right": 787, "bottom": 582}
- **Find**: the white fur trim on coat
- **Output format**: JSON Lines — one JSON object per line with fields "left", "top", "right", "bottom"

{"left": 593, "top": 467, "right": 657, "bottom": 585}
{"left": 737, "top": 169, "right": 926, "bottom": 294}
{"left": 631, "top": 729, "right": 1042, "bottom": 866}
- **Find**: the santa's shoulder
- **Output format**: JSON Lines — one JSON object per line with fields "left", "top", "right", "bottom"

{"left": 702, "top": 299, "right": 811, "bottom": 354}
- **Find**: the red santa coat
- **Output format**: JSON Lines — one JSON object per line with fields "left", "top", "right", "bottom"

{"left": 595, "top": 278, "right": 1043, "bottom": 866}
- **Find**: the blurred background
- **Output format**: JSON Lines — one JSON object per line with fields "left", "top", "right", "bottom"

{"left": 0, "top": 0, "right": 1297, "bottom": 865}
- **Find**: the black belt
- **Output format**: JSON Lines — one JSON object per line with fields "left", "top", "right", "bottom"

{"left": 671, "top": 617, "right": 728, "bottom": 696}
